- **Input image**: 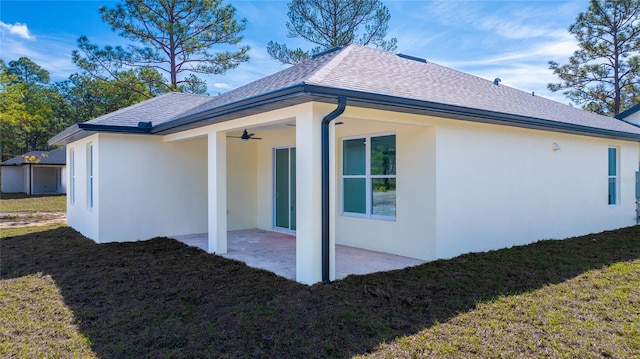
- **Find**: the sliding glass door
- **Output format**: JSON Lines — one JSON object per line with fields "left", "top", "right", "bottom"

{"left": 274, "top": 147, "right": 296, "bottom": 231}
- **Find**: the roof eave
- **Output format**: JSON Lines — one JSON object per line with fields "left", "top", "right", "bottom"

{"left": 615, "top": 103, "right": 640, "bottom": 120}
{"left": 51, "top": 85, "right": 640, "bottom": 144}
{"left": 48, "top": 123, "right": 153, "bottom": 146}
{"left": 311, "top": 86, "right": 640, "bottom": 142}
{"left": 151, "top": 84, "right": 309, "bottom": 134}
{"left": 48, "top": 124, "right": 83, "bottom": 146}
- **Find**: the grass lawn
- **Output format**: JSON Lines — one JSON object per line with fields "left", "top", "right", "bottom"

{"left": 0, "top": 226, "right": 638, "bottom": 358}
{"left": 0, "top": 194, "right": 66, "bottom": 212}
{"left": 1, "top": 224, "right": 66, "bottom": 237}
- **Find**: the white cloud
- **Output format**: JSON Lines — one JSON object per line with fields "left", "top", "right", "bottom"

{"left": 442, "top": 33, "right": 577, "bottom": 68}
{"left": 1, "top": 34, "right": 78, "bottom": 80}
{"left": 477, "top": 17, "right": 567, "bottom": 40}
{"left": 203, "top": 40, "right": 285, "bottom": 95}
{"left": 212, "top": 83, "right": 232, "bottom": 89}
{"left": 0, "top": 21, "right": 35, "bottom": 40}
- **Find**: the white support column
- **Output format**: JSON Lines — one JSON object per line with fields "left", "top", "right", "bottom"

{"left": 208, "top": 130, "right": 227, "bottom": 254}
{"left": 295, "top": 105, "right": 324, "bottom": 284}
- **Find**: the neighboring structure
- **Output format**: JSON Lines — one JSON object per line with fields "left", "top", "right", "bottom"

{"left": 1, "top": 148, "right": 66, "bottom": 195}
{"left": 50, "top": 45, "right": 640, "bottom": 285}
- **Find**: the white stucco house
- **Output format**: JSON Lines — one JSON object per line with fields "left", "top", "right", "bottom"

{"left": 49, "top": 45, "right": 640, "bottom": 285}
{"left": 1, "top": 148, "right": 66, "bottom": 195}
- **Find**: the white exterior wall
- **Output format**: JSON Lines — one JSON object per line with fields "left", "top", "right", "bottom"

{"left": 66, "top": 133, "right": 208, "bottom": 243}
{"left": 226, "top": 138, "right": 258, "bottom": 230}
{"left": 58, "top": 165, "right": 67, "bottom": 194}
{"left": 63, "top": 101, "right": 639, "bottom": 285}
{"left": 622, "top": 111, "right": 640, "bottom": 126}
{"left": 334, "top": 117, "right": 437, "bottom": 260}
{"left": 98, "top": 134, "right": 207, "bottom": 242}
{"left": 434, "top": 120, "right": 639, "bottom": 259}
{"left": 66, "top": 135, "right": 100, "bottom": 241}
{"left": 1, "top": 166, "right": 24, "bottom": 193}
{"left": 32, "top": 166, "right": 65, "bottom": 194}
{"left": 330, "top": 106, "right": 639, "bottom": 262}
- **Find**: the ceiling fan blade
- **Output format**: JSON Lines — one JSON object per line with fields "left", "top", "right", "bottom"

{"left": 250, "top": 137, "right": 263, "bottom": 140}
{"left": 226, "top": 136, "right": 243, "bottom": 138}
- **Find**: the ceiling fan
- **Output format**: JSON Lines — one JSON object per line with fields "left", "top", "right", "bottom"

{"left": 285, "top": 121, "right": 344, "bottom": 127}
{"left": 227, "top": 129, "right": 262, "bottom": 141}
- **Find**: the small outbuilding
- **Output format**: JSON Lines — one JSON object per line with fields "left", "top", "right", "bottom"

{"left": 49, "top": 45, "right": 640, "bottom": 284}
{"left": 1, "top": 148, "right": 66, "bottom": 195}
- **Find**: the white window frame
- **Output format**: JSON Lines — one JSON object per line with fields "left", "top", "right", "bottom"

{"left": 341, "top": 132, "right": 396, "bottom": 220}
{"left": 69, "top": 148, "right": 75, "bottom": 205}
{"left": 87, "top": 143, "right": 94, "bottom": 209}
{"left": 608, "top": 146, "right": 619, "bottom": 206}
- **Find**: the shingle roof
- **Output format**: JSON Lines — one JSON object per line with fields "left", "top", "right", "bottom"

{"left": 50, "top": 44, "right": 640, "bottom": 144}
{"left": 165, "top": 44, "right": 640, "bottom": 137}
{"left": 85, "top": 92, "right": 212, "bottom": 127}
{"left": 1, "top": 147, "right": 66, "bottom": 166}
{"left": 175, "top": 47, "right": 344, "bottom": 121}
{"left": 308, "top": 45, "right": 640, "bottom": 135}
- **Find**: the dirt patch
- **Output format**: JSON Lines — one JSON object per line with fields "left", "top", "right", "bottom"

{"left": 0, "top": 212, "right": 66, "bottom": 228}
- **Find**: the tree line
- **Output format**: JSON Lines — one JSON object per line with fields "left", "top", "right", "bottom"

{"left": 2, "top": 0, "right": 640, "bottom": 161}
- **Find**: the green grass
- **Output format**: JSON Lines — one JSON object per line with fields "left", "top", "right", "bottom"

{"left": 1, "top": 224, "right": 66, "bottom": 238}
{"left": 0, "top": 194, "right": 66, "bottom": 212}
{"left": 0, "top": 226, "right": 638, "bottom": 358}
{"left": 0, "top": 273, "right": 96, "bottom": 358}
{"left": 362, "top": 260, "right": 640, "bottom": 358}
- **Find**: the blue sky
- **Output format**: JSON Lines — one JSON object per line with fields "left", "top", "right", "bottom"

{"left": 1, "top": 0, "right": 589, "bottom": 103}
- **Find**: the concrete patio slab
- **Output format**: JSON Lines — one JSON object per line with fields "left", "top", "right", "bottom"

{"left": 171, "top": 229, "right": 425, "bottom": 281}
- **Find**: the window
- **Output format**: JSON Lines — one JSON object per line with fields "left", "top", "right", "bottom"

{"left": 608, "top": 147, "right": 618, "bottom": 205}
{"left": 342, "top": 134, "right": 396, "bottom": 218}
{"left": 87, "top": 143, "right": 94, "bottom": 209}
{"left": 70, "top": 149, "right": 75, "bottom": 204}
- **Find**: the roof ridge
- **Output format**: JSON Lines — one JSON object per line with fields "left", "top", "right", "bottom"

{"left": 305, "top": 45, "right": 356, "bottom": 85}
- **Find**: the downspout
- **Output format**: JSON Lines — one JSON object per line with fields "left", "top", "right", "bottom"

{"left": 321, "top": 97, "right": 347, "bottom": 283}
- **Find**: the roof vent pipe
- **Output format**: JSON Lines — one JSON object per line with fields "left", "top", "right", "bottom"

{"left": 494, "top": 78, "right": 501, "bottom": 86}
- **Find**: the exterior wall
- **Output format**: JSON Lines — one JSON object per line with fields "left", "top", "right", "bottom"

{"left": 66, "top": 135, "right": 100, "bottom": 241}
{"left": 1, "top": 166, "right": 24, "bottom": 193}
{"left": 66, "top": 133, "right": 208, "bottom": 243}
{"left": 434, "top": 120, "right": 639, "bottom": 259}
{"left": 334, "top": 117, "right": 437, "bottom": 260}
{"left": 226, "top": 137, "right": 258, "bottom": 230}
{"left": 97, "top": 134, "right": 207, "bottom": 242}
{"left": 59, "top": 165, "right": 67, "bottom": 194}
{"left": 32, "top": 166, "right": 65, "bottom": 194}
{"left": 64, "top": 101, "right": 639, "bottom": 277}
{"left": 623, "top": 111, "right": 640, "bottom": 126}
{"left": 23, "top": 166, "right": 29, "bottom": 193}
{"left": 331, "top": 105, "right": 639, "bottom": 262}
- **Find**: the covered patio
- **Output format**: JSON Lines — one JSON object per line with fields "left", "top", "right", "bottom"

{"left": 171, "top": 229, "right": 424, "bottom": 281}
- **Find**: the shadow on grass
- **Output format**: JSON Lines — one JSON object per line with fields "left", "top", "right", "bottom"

{"left": 1, "top": 226, "right": 639, "bottom": 358}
